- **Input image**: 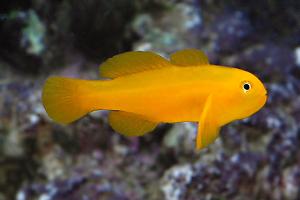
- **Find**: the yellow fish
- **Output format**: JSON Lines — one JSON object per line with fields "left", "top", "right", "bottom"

{"left": 42, "top": 49, "right": 267, "bottom": 149}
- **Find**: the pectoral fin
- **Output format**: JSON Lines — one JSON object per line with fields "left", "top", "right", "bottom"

{"left": 108, "top": 111, "right": 158, "bottom": 136}
{"left": 196, "top": 95, "right": 220, "bottom": 149}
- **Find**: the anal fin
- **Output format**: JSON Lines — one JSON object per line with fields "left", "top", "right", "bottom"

{"left": 196, "top": 95, "right": 220, "bottom": 149}
{"left": 108, "top": 111, "right": 158, "bottom": 136}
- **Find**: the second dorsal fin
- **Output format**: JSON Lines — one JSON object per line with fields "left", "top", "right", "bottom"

{"left": 99, "top": 51, "right": 171, "bottom": 78}
{"left": 170, "top": 49, "right": 209, "bottom": 66}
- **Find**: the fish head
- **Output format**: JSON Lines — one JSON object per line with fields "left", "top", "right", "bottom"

{"left": 229, "top": 68, "right": 267, "bottom": 120}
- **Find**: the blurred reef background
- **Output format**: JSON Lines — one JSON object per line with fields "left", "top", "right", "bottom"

{"left": 1, "top": 0, "right": 300, "bottom": 200}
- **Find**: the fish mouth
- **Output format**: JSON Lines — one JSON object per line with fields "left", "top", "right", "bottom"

{"left": 257, "top": 92, "right": 268, "bottom": 107}
{"left": 264, "top": 88, "right": 268, "bottom": 97}
{"left": 262, "top": 93, "right": 268, "bottom": 105}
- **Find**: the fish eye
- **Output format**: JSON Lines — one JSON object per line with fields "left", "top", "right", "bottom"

{"left": 241, "top": 81, "right": 251, "bottom": 93}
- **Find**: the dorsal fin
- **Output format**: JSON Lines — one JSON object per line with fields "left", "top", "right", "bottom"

{"left": 170, "top": 49, "right": 209, "bottom": 66}
{"left": 99, "top": 51, "right": 171, "bottom": 78}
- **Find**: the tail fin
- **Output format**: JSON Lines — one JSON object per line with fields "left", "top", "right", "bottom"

{"left": 42, "top": 76, "right": 100, "bottom": 124}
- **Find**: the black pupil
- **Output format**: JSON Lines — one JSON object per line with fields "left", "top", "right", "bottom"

{"left": 244, "top": 83, "right": 250, "bottom": 90}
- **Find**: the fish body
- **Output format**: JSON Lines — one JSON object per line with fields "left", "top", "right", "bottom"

{"left": 42, "top": 49, "right": 267, "bottom": 149}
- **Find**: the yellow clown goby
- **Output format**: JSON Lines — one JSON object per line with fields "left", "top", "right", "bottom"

{"left": 42, "top": 49, "right": 267, "bottom": 149}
